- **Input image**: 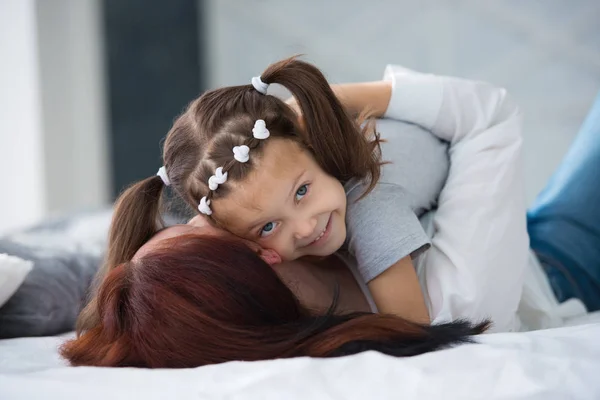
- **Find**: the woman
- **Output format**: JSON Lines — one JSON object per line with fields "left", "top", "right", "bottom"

{"left": 60, "top": 222, "right": 487, "bottom": 368}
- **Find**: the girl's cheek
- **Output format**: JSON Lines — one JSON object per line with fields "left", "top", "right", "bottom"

{"left": 270, "top": 238, "right": 292, "bottom": 260}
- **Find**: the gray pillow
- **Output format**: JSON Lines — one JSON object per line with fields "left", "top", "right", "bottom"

{"left": 0, "top": 210, "right": 112, "bottom": 338}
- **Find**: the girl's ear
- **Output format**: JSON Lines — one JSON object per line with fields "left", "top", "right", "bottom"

{"left": 259, "top": 248, "right": 282, "bottom": 266}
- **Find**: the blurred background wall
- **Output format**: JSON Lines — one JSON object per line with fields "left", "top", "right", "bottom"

{"left": 1, "top": 0, "right": 109, "bottom": 233}
{"left": 1, "top": 0, "right": 599, "bottom": 234}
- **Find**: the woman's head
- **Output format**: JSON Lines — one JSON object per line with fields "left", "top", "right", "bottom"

{"left": 161, "top": 56, "right": 382, "bottom": 260}
{"left": 62, "top": 231, "right": 488, "bottom": 368}
{"left": 64, "top": 233, "right": 301, "bottom": 368}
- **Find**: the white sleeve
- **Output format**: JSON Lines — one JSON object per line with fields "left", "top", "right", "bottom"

{"left": 383, "top": 65, "right": 529, "bottom": 332}
{"left": 383, "top": 64, "right": 519, "bottom": 144}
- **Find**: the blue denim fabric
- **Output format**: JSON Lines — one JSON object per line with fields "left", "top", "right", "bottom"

{"left": 528, "top": 92, "right": 600, "bottom": 311}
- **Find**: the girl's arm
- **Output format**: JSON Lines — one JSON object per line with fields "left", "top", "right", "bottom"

{"left": 368, "top": 256, "right": 430, "bottom": 323}
{"left": 293, "top": 69, "right": 525, "bottom": 329}
{"left": 287, "top": 81, "right": 393, "bottom": 119}
{"left": 331, "top": 81, "right": 392, "bottom": 118}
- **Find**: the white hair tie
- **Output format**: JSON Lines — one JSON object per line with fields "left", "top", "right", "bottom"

{"left": 208, "top": 167, "right": 228, "bottom": 191}
{"left": 198, "top": 196, "right": 212, "bottom": 215}
{"left": 233, "top": 145, "right": 250, "bottom": 163}
{"left": 252, "top": 119, "right": 270, "bottom": 139}
{"left": 202, "top": 119, "right": 270, "bottom": 217}
{"left": 251, "top": 76, "right": 269, "bottom": 95}
{"left": 156, "top": 166, "right": 171, "bottom": 186}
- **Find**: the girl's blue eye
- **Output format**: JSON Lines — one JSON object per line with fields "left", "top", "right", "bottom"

{"left": 260, "top": 221, "right": 278, "bottom": 237}
{"left": 295, "top": 184, "right": 308, "bottom": 201}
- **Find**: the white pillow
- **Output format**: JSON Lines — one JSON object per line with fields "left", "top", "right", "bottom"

{"left": 0, "top": 254, "right": 33, "bottom": 308}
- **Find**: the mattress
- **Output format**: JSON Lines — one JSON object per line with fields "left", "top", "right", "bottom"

{"left": 1, "top": 317, "right": 599, "bottom": 400}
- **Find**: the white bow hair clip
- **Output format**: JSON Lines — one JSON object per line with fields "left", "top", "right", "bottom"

{"left": 252, "top": 119, "right": 270, "bottom": 139}
{"left": 198, "top": 196, "right": 212, "bottom": 215}
{"left": 233, "top": 145, "right": 250, "bottom": 163}
{"left": 208, "top": 167, "right": 228, "bottom": 191}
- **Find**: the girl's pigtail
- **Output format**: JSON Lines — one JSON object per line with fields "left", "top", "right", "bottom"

{"left": 76, "top": 176, "right": 166, "bottom": 333}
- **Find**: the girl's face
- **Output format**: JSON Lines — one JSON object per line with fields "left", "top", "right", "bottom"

{"left": 212, "top": 138, "right": 347, "bottom": 262}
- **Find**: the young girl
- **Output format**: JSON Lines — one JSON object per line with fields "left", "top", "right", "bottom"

{"left": 80, "top": 56, "right": 525, "bottom": 330}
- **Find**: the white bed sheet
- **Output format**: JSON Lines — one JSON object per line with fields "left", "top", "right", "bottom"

{"left": 1, "top": 317, "right": 599, "bottom": 400}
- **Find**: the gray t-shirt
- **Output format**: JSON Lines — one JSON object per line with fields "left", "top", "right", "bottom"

{"left": 344, "top": 118, "right": 449, "bottom": 282}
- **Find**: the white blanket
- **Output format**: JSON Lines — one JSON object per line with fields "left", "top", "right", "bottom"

{"left": 1, "top": 319, "right": 599, "bottom": 400}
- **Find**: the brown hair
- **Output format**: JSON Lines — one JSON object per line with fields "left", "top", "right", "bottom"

{"left": 77, "top": 56, "right": 382, "bottom": 332}
{"left": 164, "top": 56, "right": 381, "bottom": 209}
{"left": 76, "top": 177, "right": 166, "bottom": 331}
{"left": 63, "top": 234, "right": 488, "bottom": 368}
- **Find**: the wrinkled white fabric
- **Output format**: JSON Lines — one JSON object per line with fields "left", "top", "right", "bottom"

{"left": 383, "top": 65, "right": 527, "bottom": 332}
{"left": 1, "top": 322, "right": 600, "bottom": 399}
{"left": 382, "top": 65, "right": 586, "bottom": 332}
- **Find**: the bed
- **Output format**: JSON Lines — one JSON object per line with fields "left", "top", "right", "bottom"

{"left": 1, "top": 74, "right": 597, "bottom": 399}
{"left": 1, "top": 316, "right": 600, "bottom": 400}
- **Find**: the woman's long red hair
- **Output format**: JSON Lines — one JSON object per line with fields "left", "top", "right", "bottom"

{"left": 61, "top": 234, "right": 487, "bottom": 368}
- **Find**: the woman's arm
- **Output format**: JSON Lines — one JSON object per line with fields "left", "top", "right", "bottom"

{"left": 382, "top": 65, "right": 528, "bottom": 331}
{"left": 382, "top": 65, "right": 520, "bottom": 144}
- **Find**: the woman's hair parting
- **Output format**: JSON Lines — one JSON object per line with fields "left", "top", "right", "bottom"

{"left": 62, "top": 234, "right": 489, "bottom": 368}
{"left": 77, "top": 56, "right": 383, "bottom": 332}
